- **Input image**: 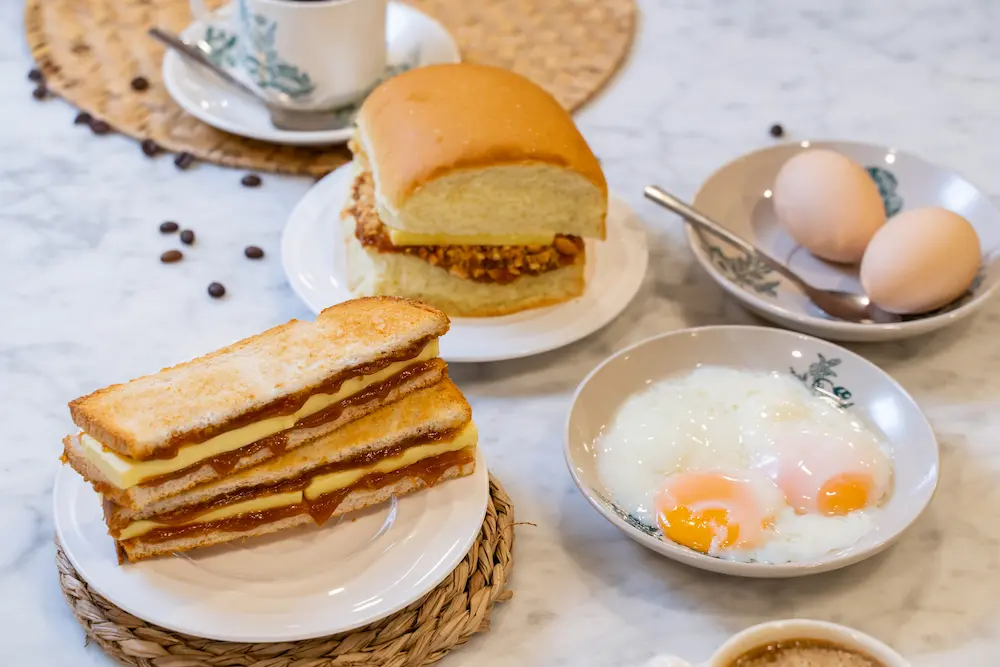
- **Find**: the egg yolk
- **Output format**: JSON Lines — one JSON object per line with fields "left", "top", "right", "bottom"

{"left": 818, "top": 472, "right": 873, "bottom": 516}
{"left": 655, "top": 473, "right": 775, "bottom": 555}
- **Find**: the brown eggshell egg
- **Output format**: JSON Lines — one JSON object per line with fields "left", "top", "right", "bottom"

{"left": 860, "top": 207, "right": 981, "bottom": 314}
{"left": 772, "top": 149, "right": 887, "bottom": 264}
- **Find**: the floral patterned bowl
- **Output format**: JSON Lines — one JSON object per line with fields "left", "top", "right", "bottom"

{"left": 564, "top": 325, "right": 939, "bottom": 578}
{"left": 686, "top": 140, "right": 1000, "bottom": 342}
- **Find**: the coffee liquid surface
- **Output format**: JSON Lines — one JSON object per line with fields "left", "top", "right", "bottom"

{"left": 731, "top": 639, "right": 885, "bottom": 667}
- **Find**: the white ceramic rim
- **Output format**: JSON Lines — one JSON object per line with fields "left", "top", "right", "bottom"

{"left": 686, "top": 139, "right": 1000, "bottom": 337}
{"left": 280, "top": 163, "right": 650, "bottom": 363}
{"left": 161, "top": 1, "right": 460, "bottom": 145}
{"left": 53, "top": 448, "right": 489, "bottom": 641}
{"left": 563, "top": 324, "right": 941, "bottom": 577}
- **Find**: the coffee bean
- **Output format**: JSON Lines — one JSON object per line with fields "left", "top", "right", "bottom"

{"left": 32, "top": 84, "right": 47, "bottom": 100}
{"left": 160, "top": 250, "right": 183, "bottom": 263}
{"left": 159, "top": 221, "right": 179, "bottom": 233}
{"left": 207, "top": 282, "right": 226, "bottom": 298}
{"left": 174, "top": 152, "right": 195, "bottom": 170}
{"left": 28, "top": 68, "right": 43, "bottom": 82}
{"left": 179, "top": 229, "right": 195, "bottom": 245}
{"left": 241, "top": 174, "right": 262, "bottom": 188}
{"left": 244, "top": 245, "right": 264, "bottom": 259}
{"left": 141, "top": 139, "right": 160, "bottom": 157}
{"left": 130, "top": 76, "right": 150, "bottom": 91}
{"left": 769, "top": 123, "right": 785, "bottom": 138}
{"left": 74, "top": 111, "right": 92, "bottom": 125}
{"left": 90, "top": 119, "right": 111, "bottom": 135}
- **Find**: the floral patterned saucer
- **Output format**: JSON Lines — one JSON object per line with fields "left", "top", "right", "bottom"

{"left": 687, "top": 140, "right": 1000, "bottom": 342}
{"left": 161, "top": 2, "right": 460, "bottom": 146}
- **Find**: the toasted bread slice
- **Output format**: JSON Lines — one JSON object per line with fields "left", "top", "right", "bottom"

{"left": 63, "top": 359, "right": 449, "bottom": 511}
{"left": 69, "top": 297, "right": 449, "bottom": 460}
{"left": 114, "top": 459, "right": 475, "bottom": 563}
{"left": 103, "top": 377, "right": 471, "bottom": 525}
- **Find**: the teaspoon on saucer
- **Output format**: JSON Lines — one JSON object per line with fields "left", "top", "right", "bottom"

{"left": 148, "top": 27, "right": 352, "bottom": 133}
{"left": 644, "top": 185, "right": 902, "bottom": 324}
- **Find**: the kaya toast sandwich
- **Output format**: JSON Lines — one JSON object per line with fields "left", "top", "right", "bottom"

{"left": 341, "top": 62, "right": 608, "bottom": 317}
{"left": 103, "top": 378, "right": 477, "bottom": 563}
{"left": 62, "top": 297, "right": 450, "bottom": 517}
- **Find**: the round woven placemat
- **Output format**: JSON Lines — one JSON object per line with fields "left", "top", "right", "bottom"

{"left": 56, "top": 475, "right": 514, "bottom": 667}
{"left": 24, "top": 0, "right": 636, "bottom": 176}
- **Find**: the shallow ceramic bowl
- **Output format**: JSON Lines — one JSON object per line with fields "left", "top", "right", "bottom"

{"left": 687, "top": 140, "right": 1000, "bottom": 342}
{"left": 564, "top": 326, "right": 939, "bottom": 578}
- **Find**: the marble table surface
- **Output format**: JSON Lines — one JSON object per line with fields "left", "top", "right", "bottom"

{"left": 4, "top": 0, "right": 1000, "bottom": 665}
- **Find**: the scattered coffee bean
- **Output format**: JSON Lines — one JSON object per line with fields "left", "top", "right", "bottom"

{"left": 28, "top": 68, "right": 43, "bottom": 82}
{"left": 160, "top": 249, "right": 183, "bottom": 263}
{"left": 90, "top": 119, "right": 111, "bottom": 135}
{"left": 130, "top": 76, "right": 150, "bottom": 91}
{"left": 32, "top": 84, "right": 47, "bottom": 100}
{"left": 174, "top": 152, "right": 195, "bottom": 170}
{"left": 179, "top": 229, "right": 195, "bottom": 245}
{"left": 769, "top": 123, "right": 785, "bottom": 138}
{"left": 74, "top": 111, "right": 92, "bottom": 125}
{"left": 244, "top": 245, "right": 264, "bottom": 259}
{"left": 241, "top": 173, "right": 262, "bottom": 188}
{"left": 141, "top": 139, "right": 160, "bottom": 157}
{"left": 207, "top": 282, "right": 226, "bottom": 298}
{"left": 159, "top": 221, "right": 179, "bottom": 233}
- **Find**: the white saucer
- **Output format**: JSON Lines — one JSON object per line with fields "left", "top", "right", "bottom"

{"left": 565, "top": 326, "right": 939, "bottom": 578}
{"left": 162, "top": 2, "right": 460, "bottom": 146}
{"left": 686, "top": 140, "right": 1000, "bottom": 342}
{"left": 281, "top": 163, "right": 649, "bottom": 363}
{"left": 54, "top": 449, "right": 488, "bottom": 642}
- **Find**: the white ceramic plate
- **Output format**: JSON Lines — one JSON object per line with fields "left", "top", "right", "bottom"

{"left": 162, "top": 2, "right": 460, "bottom": 146}
{"left": 54, "top": 449, "right": 488, "bottom": 641}
{"left": 565, "top": 326, "right": 940, "bottom": 578}
{"left": 686, "top": 140, "right": 1000, "bottom": 342}
{"left": 281, "top": 163, "right": 649, "bottom": 363}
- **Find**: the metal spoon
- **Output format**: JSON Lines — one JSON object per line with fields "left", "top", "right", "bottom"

{"left": 149, "top": 27, "right": 352, "bottom": 132}
{"left": 644, "top": 185, "right": 902, "bottom": 324}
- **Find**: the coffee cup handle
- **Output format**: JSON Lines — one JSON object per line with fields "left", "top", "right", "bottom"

{"left": 188, "top": 0, "right": 211, "bottom": 23}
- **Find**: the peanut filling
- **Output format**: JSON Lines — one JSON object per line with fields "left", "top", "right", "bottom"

{"left": 344, "top": 170, "right": 584, "bottom": 284}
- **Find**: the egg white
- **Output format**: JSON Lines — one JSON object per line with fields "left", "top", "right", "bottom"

{"left": 595, "top": 366, "right": 892, "bottom": 563}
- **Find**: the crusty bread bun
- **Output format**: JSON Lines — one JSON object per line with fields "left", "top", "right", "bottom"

{"left": 355, "top": 63, "right": 606, "bottom": 240}
{"left": 342, "top": 218, "right": 586, "bottom": 317}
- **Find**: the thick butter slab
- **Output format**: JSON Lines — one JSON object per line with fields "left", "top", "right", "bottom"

{"left": 387, "top": 228, "right": 555, "bottom": 247}
{"left": 83, "top": 341, "right": 439, "bottom": 489}
{"left": 119, "top": 423, "right": 478, "bottom": 540}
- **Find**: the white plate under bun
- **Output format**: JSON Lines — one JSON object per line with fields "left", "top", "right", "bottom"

{"left": 565, "top": 326, "right": 939, "bottom": 578}
{"left": 281, "top": 162, "right": 649, "bottom": 363}
{"left": 686, "top": 140, "right": 1000, "bottom": 342}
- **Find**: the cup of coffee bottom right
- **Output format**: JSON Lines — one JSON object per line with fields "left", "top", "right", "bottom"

{"left": 649, "top": 619, "right": 909, "bottom": 667}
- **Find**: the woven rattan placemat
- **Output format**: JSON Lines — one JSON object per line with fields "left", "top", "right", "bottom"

{"left": 57, "top": 475, "right": 514, "bottom": 667}
{"left": 24, "top": 0, "right": 636, "bottom": 176}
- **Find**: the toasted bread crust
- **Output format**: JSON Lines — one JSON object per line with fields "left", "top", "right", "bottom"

{"left": 63, "top": 361, "right": 450, "bottom": 512}
{"left": 69, "top": 297, "right": 449, "bottom": 461}
{"left": 115, "top": 460, "right": 475, "bottom": 563}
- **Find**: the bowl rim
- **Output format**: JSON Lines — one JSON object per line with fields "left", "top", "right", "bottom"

{"left": 563, "top": 324, "right": 941, "bottom": 576}
{"left": 686, "top": 139, "right": 1000, "bottom": 336}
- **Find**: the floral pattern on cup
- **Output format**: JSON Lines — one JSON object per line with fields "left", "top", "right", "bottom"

{"left": 237, "top": 3, "right": 315, "bottom": 99}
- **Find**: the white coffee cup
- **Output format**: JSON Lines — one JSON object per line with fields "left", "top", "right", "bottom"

{"left": 189, "top": 0, "right": 388, "bottom": 110}
{"left": 646, "top": 620, "right": 909, "bottom": 667}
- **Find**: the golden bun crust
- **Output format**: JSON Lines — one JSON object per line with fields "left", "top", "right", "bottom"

{"left": 68, "top": 297, "right": 449, "bottom": 461}
{"left": 357, "top": 63, "right": 607, "bottom": 209}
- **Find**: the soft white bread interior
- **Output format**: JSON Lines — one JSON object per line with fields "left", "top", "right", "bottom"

{"left": 355, "top": 63, "right": 607, "bottom": 240}
{"left": 342, "top": 218, "right": 586, "bottom": 317}
{"left": 69, "top": 297, "right": 449, "bottom": 460}
{"left": 63, "top": 358, "right": 449, "bottom": 511}
{"left": 115, "top": 460, "right": 475, "bottom": 563}
{"left": 105, "top": 377, "right": 471, "bottom": 523}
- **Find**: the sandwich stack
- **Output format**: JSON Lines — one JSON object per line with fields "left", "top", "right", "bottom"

{"left": 342, "top": 62, "right": 608, "bottom": 317}
{"left": 62, "top": 297, "right": 478, "bottom": 563}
